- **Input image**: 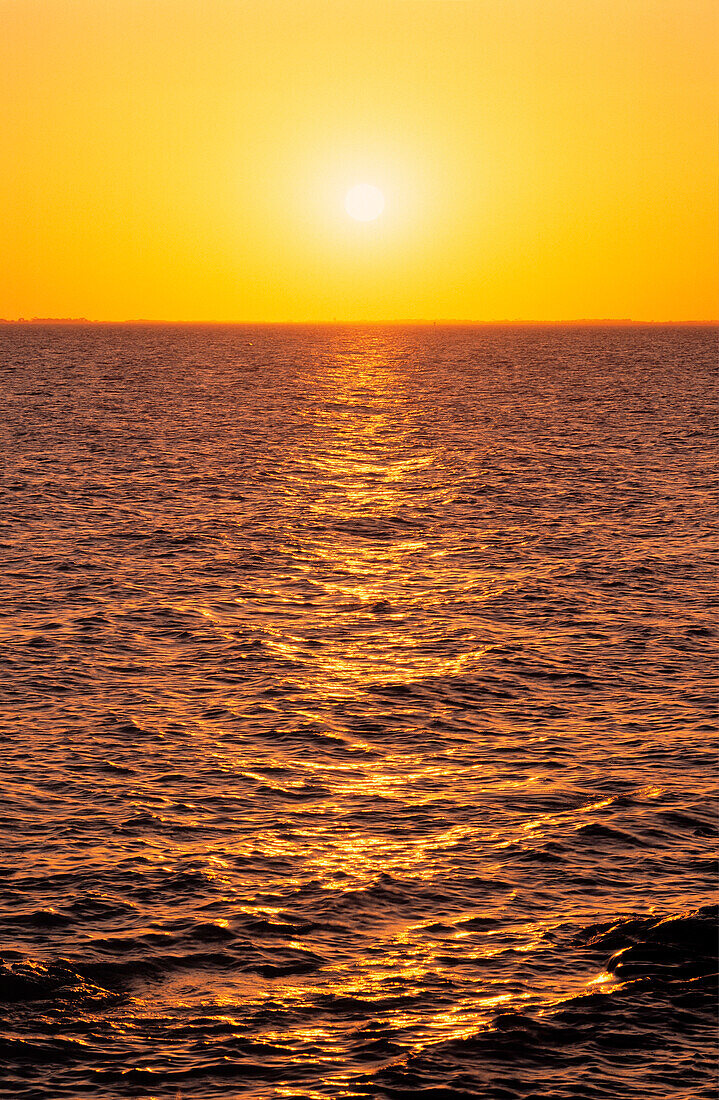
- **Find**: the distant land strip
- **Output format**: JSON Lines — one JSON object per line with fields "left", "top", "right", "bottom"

{"left": 2, "top": 318, "right": 717, "bottom": 327}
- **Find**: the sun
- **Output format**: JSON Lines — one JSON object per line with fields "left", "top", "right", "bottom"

{"left": 345, "top": 183, "right": 385, "bottom": 222}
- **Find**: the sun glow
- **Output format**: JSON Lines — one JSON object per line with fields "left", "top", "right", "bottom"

{"left": 345, "top": 183, "right": 385, "bottom": 222}
{"left": 1, "top": 0, "right": 717, "bottom": 321}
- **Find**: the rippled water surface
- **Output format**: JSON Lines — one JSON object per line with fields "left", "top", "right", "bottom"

{"left": 1, "top": 324, "right": 716, "bottom": 1099}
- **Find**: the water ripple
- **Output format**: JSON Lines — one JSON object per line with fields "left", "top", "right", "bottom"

{"left": 0, "top": 323, "right": 716, "bottom": 1098}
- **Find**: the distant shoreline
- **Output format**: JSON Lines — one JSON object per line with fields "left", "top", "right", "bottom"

{"left": 1, "top": 318, "right": 717, "bottom": 327}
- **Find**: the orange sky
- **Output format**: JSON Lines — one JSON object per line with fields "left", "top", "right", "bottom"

{"left": 2, "top": 0, "right": 717, "bottom": 322}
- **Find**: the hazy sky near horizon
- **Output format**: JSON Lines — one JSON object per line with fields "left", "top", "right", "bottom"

{"left": 3, "top": 0, "right": 717, "bottom": 322}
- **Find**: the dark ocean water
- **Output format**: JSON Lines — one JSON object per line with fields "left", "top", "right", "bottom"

{"left": 0, "top": 323, "right": 716, "bottom": 1100}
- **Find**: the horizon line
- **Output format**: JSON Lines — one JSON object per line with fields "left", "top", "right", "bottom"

{"left": 1, "top": 318, "right": 717, "bottom": 327}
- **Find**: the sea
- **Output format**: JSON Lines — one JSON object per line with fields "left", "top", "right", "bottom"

{"left": 1, "top": 323, "right": 716, "bottom": 1099}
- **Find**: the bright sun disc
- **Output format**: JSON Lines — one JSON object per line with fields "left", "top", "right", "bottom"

{"left": 345, "top": 183, "right": 385, "bottom": 222}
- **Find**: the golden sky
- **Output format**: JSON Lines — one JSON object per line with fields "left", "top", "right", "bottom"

{"left": 3, "top": 0, "right": 717, "bottom": 322}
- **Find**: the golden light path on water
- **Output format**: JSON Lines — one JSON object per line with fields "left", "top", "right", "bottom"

{"left": 131, "top": 339, "right": 538, "bottom": 1082}
{"left": 125, "top": 336, "right": 633, "bottom": 1089}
